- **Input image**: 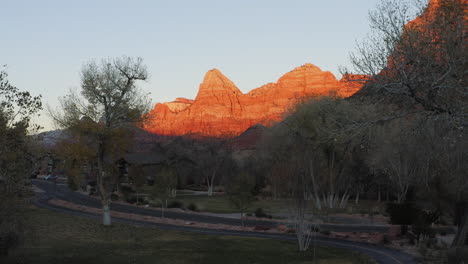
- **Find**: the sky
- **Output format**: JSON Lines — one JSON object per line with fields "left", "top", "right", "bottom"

{"left": 1, "top": 0, "right": 379, "bottom": 131}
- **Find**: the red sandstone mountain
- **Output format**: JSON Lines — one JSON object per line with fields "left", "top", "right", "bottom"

{"left": 144, "top": 63, "right": 364, "bottom": 137}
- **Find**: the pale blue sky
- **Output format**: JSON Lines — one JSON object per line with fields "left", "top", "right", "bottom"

{"left": 1, "top": 0, "right": 379, "bottom": 130}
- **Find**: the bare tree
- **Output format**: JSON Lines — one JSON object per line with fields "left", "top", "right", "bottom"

{"left": 286, "top": 153, "right": 317, "bottom": 252}
{"left": 262, "top": 97, "right": 375, "bottom": 209}
{"left": 344, "top": 0, "right": 467, "bottom": 125}
{"left": 192, "top": 138, "right": 228, "bottom": 196}
{"left": 415, "top": 119, "right": 468, "bottom": 249}
{"left": 50, "top": 56, "right": 151, "bottom": 225}
{"left": 369, "top": 124, "right": 421, "bottom": 203}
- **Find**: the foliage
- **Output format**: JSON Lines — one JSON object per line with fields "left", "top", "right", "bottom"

{"left": 186, "top": 203, "right": 198, "bottom": 212}
{"left": 51, "top": 56, "right": 151, "bottom": 225}
{"left": 226, "top": 172, "right": 256, "bottom": 225}
{"left": 259, "top": 97, "right": 375, "bottom": 208}
{"left": 167, "top": 200, "right": 184, "bottom": 209}
{"left": 254, "top": 208, "right": 271, "bottom": 219}
{"left": 386, "top": 202, "right": 418, "bottom": 225}
{"left": 151, "top": 164, "right": 177, "bottom": 217}
{"left": 128, "top": 164, "right": 146, "bottom": 204}
{"left": 0, "top": 67, "right": 42, "bottom": 255}
{"left": 0, "top": 68, "right": 42, "bottom": 130}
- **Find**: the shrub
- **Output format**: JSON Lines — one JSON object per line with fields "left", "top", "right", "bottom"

{"left": 254, "top": 208, "right": 268, "bottom": 218}
{"left": 67, "top": 179, "right": 78, "bottom": 191}
{"left": 110, "top": 193, "right": 119, "bottom": 201}
{"left": 254, "top": 208, "right": 272, "bottom": 219}
{"left": 167, "top": 200, "right": 184, "bottom": 209}
{"left": 126, "top": 196, "right": 136, "bottom": 204}
{"left": 383, "top": 234, "right": 390, "bottom": 244}
{"left": 187, "top": 203, "right": 198, "bottom": 211}
{"left": 149, "top": 200, "right": 162, "bottom": 208}
{"left": 386, "top": 203, "right": 417, "bottom": 225}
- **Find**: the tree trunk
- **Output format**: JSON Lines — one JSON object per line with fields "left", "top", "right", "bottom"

{"left": 314, "top": 194, "right": 322, "bottom": 210}
{"left": 452, "top": 208, "right": 468, "bottom": 248}
{"left": 97, "top": 138, "right": 112, "bottom": 226}
{"left": 241, "top": 209, "right": 244, "bottom": 227}
{"left": 355, "top": 192, "right": 360, "bottom": 205}
{"left": 340, "top": 192, "right": 349, "bottom": 208}
{"left": 161, "top": 199, "right": 167, "bottom": 218}
{"left": 102, "top": 202, "right": 112, "bottom": 226}
{"left": 386, "top": 186, "right": 389, "bottom": 201}
{"left": 207, "top": 184, "right": 213, "bottom": 196}
{"left": 377, "top": 184, "right": 381, "bottom": 203}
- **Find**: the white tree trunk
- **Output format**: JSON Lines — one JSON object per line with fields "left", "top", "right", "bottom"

{"left": 102, "top": 203, "right": 112, "bottom": 226}
{"left": 340, "top": 193, "right": 349, "bottom": 209}
{"left": 452, "top": 209, "right": 468, "bottom": 248}
{"left": 355, "top": 192, "right": 360, "bottom": 205}
{"left": 314, "top": 195, "right": 322, "bottom": 210}
{"left": 207, "top": 184, "right": 214, "bottom": 196}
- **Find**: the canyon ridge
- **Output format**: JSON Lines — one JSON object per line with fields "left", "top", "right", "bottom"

{"left": 144, "top": 63, "right": 365, "bottom": 137}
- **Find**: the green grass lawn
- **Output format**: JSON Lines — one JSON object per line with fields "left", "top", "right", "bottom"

{"left": 164, "top": 195, "right": 387, "bottom": 218}
{"left": 167, "top": 195, "right": 289, "bottom": 215}
{"left": 3, "top": 206, "right": 376, "bottom": 264}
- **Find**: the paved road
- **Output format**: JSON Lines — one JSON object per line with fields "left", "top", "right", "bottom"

{"left": 32, "top": 180, "right": 391, "bottom": 233}
{"left": 32, "top": 180, "right": 418, "bottom": 264}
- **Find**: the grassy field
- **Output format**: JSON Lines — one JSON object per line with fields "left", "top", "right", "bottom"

{"left": 168, "top": 195, "right": 289, "bottom": 215}
{"left": 3, "top": 206, "right": 376, "bottom": 264}
{"left": 163, "top": 195, "right": 387, "bottom": 217}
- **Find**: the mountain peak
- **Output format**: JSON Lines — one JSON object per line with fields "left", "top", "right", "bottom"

{"left": 196, "top": 68, "right": 242, "bottom": 100}
{"left": 145, "top": 63, "right": 366, "bottom": 137}
{"left": 203, "top": 68, "right": 230, "bottom": 82}
{"left": 292, "top": 63, "right": 322, "bottom": 72}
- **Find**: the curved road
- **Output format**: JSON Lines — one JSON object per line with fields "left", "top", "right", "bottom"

{"left": 32, "top": 180, "right": 417, "bottom": 264}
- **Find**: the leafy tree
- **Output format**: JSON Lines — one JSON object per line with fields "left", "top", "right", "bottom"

{"left": 151, "top": 165, "right": 177, "bottom": 218}
{"left": 226, "top": 172, "right": 255, "bottom": 226}
{"left": 53, "top": 127, "right": 98, "bottom": 191}
{"left": 51, "top": 56, "right": 151, "bottom": 225}
{"left": 0, "top": 67, "right": 42, "bottom": 256}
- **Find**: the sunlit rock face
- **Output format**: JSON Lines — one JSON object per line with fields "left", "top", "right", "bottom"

{"left": 144, "top": 63, "right": 364, "bottom": 137}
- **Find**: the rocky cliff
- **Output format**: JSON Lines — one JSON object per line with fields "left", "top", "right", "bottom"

{"left": 144, "top": 63, "right": 364, "bottom": 137}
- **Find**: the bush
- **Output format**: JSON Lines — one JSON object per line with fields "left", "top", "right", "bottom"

{"left": 386, "top": 203, "right": 417, "bottom": 225}
{"left": 0, "top": 231, "right": 20, "bottom": 256}
{"left": 383, "top": 234, "right": 390, "bottom": 244}
{"left": 187, "top": 203, "right": 198, "bottom": 211}
{"left": 126, "top": 196, "right": 136, "bottom": 204}
{"left": 110, "top": 193, "right": 119, "bottom": 201}
{"left": 67, "top": 179, "right": 78, "bottom": 191}
{"left": 167, "top": 200, "right": 184, "bottom": 209}
{"left": 254, "top": 208, "right": 268, "bottom": 218}
{"left": 149, "top": 200, "right": 162, "bottom": 208}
